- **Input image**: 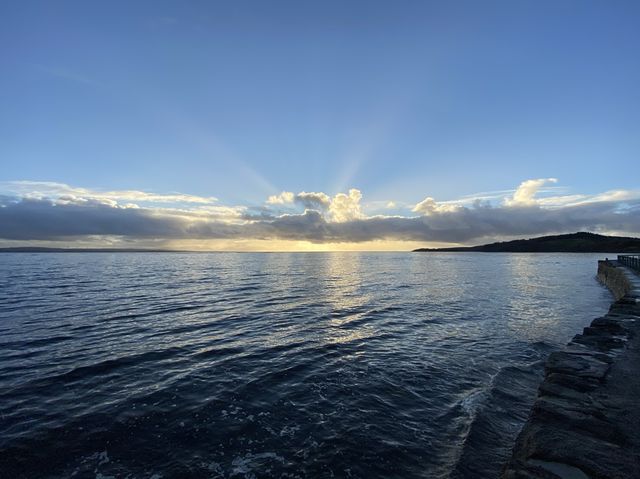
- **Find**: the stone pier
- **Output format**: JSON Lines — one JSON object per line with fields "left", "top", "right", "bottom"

{"left": 501, "top": 260, "right": 640, "bottom": 479}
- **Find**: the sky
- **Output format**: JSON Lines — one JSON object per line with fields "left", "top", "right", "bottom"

{"left": 1, "top": 0, "right": 639, "bottom": 250}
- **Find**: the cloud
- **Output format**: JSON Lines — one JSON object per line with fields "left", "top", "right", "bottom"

{"left": 328, "top": 189, "right": 364, "bottom": 222}
{"left": 265, "top": 189, "right": 358, "bottom": 221}
{"left": 1, "top": 179, "right": 639, "bottom": 246}
{"left": 505, "top": 178, "right": 558, "bottom": 206}
{"left": 295, "top": 191, "right": 331, "bottom": 210}
{"left": 0, "top": 181, "right": 217, "bottom": 205}
{"left": 412, "top": 197, "right": 461, "bottom": 215}
{"left": 266, "top": 190, "right": 331, "bottom": 210}
{"left": 266, "top": 191, "right": 295, "bottom": 204}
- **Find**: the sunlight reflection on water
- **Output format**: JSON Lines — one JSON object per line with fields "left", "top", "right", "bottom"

{"left": 0, "top": 252, "right": 613, "bottom": 478}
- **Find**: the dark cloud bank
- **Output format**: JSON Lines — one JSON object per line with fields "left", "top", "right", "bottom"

{"left": 1, "top": 197, "right": 639, "bottom": 244}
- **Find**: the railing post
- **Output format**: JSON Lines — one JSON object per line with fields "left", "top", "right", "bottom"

{"left": 618, "top": 254, "right": 640, "bottom": 272}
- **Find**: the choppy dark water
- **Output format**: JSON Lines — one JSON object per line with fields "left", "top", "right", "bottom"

{"left": 0, "top": 252, "right": 612, "bottom": 479}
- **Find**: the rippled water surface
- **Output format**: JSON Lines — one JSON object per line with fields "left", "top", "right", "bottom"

{"left": 0, "top": 252, "right": 612, "bottom": 478}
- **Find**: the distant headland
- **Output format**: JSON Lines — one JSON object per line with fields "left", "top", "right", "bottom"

{"left": 413, "top": 232, "right": 640, "bottom": 253}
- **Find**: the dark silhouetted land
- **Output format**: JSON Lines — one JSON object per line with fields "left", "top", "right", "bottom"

{"left": 413, "top": 232, "right": 640, "bottom": 253}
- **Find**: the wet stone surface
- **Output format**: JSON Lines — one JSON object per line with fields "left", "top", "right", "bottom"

{"left": 502, "top": 262, "right": 640, "bottom": 479}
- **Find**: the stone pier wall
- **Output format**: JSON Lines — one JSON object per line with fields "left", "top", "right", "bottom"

{"left": 502, "top": 261, "right": 640, "bottom": 479}
{"left": 597, "top": 260, "right": 632, "bottom": 300}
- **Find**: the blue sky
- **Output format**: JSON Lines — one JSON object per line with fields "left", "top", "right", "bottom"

{"left": 1, "top": 1, "right": 639, "bottom": 250}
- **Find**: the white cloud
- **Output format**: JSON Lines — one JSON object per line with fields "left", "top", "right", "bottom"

{"left": 266, "top": 191, "right": 295, "bottom": 204}
{"left": 266, "top": 189, "right": 359, "bottom": 221}
{"left": 589, "top": 189, "right": 640, "bottom": 204}
{"left": 1, "top": 178, "right": 639, "bottom": 246}
{"left": 505, "top": 178, "right": 558, "bottom": 206}
{"left": 412, "top": 197, "right": 461, "bottom": 215}
{"left": 328, "top": 189, "right": 364, "bottom": 222}
{"left": 533, "top": 189, "right": 640, "bottom": 208}
{"left": 266, "top": 191, "right": 331, "bottom": 209}
{"left": 0, "top": 181, "right": 217, "bottom": 205}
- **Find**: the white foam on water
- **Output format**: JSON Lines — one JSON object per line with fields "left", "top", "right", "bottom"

{"left": 206, "top": 460, "right": 224, "bottom": 476}
{"left": 279, "top": 424, "right": 300, "bottom": 438}
{"left": 97, "top": 450, "right": 109, "bottom": 466}
{"left": 231, "top": 452, "right": 285, "bottom": 478}
{"left": 460, "top": 388, "right": 488, "bottom": 414}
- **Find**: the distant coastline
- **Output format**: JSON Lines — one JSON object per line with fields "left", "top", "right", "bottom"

{"left": 413, "top": 232, "right": 640, "bottom": 253}
{"left": 0, "top": 247, "right": 189, "bottom": 253}
{"left": 3, "top": 232, "right": 640, "bottom": 254}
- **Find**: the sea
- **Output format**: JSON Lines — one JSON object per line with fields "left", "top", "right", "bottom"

{"left": 0, "top": 252, "right": 612, "bottom": 479}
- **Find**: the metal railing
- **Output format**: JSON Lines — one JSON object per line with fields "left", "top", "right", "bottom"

{"left": 618, "top": 255, "right": 640, "bottom": 272}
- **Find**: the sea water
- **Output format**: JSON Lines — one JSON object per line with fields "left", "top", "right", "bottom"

{"left": 0, "top": 252, "right": 612, "bottom": 478}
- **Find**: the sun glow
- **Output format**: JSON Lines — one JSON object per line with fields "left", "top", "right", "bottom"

{"left": 164, "top": 239, "right": 453, "bottom": 252}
